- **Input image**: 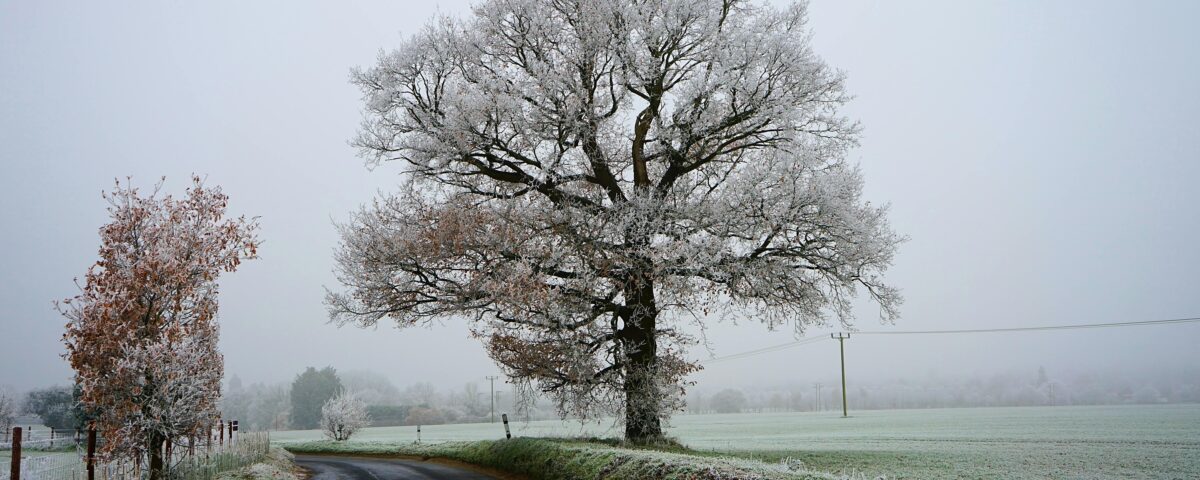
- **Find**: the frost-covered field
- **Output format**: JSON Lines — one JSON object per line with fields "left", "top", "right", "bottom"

{"left": 271, "top": 404, "right": 1200, "bottom": 479}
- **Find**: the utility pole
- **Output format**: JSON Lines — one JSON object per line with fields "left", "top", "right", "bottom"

{"left": 486, "top": 375, "right": 500, "bottom": 423}
{"left": 832, "top": 332, "right": 850, "bottom": 417}
{"left": 813, "top": 383, "right": 822, "bottom": 411}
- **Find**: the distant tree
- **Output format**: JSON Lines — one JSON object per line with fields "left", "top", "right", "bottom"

{"left": 1133, "top": 386, "right": 1162, "bottom": 404}
{"left": 60, "top": 177, "right": 259, "bottom": 479}
{"left": 0, "top": 390, "right": 15, "bottom": 433}
{"left": 320, "top": 391, "right": 370, "bottom": 441}
{"left": 402, "top": 382, "right": 439, "bottom": 408}
{"left": 404, "top": 407, "right": 446, "bottom": 426}
{"left": 768, "top": 393, "right": 787, "bottom": 412}
{"left": 290, "top": 367, "right": 343, "bottom": 429}
{"left": 247, "top": 383, "right": 291, "bottom": 431}
{"left": 687, "top": 391, "right": 706, "bottom": 414}
{"left": 327, "top": 0, "right": 902, "bottom": 442}
{"left": 1036, "top": 366, "right": 1049, "bottom": 387}
{"left": 788, "top": 391, "right": 806, "bottom": 412}
{"left": 365, "top": 405, "right": 411, "bottom": 427}
{"left": 219, "top": 375, "right": 252, "bottom": 427}
{"left": 460, "top": 383, "right": 484, "bottom": 417}
{"left": 340, "top": 371, "right": 402, "bottom": 406}
{"left": 710, "top": 389, "right": 747, "bottom": 414}
{"left": 23, "top": 386, "right": 75, "bottom": 430}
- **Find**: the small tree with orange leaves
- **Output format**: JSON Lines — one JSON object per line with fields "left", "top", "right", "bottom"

{"left": 60, "top": 177, "right": 259, "bottom": 479}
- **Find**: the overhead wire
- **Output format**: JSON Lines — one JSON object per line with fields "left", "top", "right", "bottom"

{"left": 854, "top": 316, "right": 1200, "bottom": 335}
{"left": 698, "top": 316, "right": 1200, "bottom": 364}
{"left": 700, "top": 335, "right": 828, "bottom": 365}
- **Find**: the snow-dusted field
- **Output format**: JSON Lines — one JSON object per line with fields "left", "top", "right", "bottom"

{"left": 271, "top": 404, "right": 1200, "bottom": 479}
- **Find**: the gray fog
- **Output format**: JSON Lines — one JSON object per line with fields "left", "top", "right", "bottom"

{"left": 2, "top": 1, "right": 1198, "bottom": 394}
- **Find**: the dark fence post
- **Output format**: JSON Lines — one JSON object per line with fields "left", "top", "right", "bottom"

{"left": 219, "top": 421, "right": 224, "bottom": 447}
{"left": 87, "top": 429, "right": 96, "bottom": 480}
{"left": 11, "top": 426, "right": 22, "bottom": 480}
{"left": 502, "top": 413, "right": 511, "bottom": 439}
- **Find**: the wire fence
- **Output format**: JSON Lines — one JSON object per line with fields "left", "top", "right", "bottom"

{"left": 0, "top": 429, "right": 78, "bottom": 450}
{"left": 1, "top": 428, "right": 269, "bottom": 480}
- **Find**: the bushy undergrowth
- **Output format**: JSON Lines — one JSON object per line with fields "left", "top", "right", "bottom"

{"left": 283, "top": 437, "right": 877, "bottom": 480}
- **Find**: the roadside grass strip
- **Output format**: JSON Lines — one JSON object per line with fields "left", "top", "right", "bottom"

{"left": 216, "top": 447, "right": 303, "bottom": 480}
{"left": 282, "top": 437, "right": 881, "bottom": 480}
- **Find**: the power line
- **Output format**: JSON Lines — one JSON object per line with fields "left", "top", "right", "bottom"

{"left": 855, "top": 316, "right": 1200, "bottom": 335}
{"left": 698, "top": 315, "right": 1200, "bottom": 364}
{"left": 700, "top": 336, "right": 827, "bottom": 365}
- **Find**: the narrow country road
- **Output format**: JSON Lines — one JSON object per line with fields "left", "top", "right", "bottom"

{"left": 295, "top": 454, "right": 498, "bottom": 480}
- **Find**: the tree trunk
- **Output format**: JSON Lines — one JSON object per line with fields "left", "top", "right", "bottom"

{"left": 621, "top": 273, "right": 662, "bottom": 442}
{"left": 147, "top": 432, "right": 165, "bottom": 480}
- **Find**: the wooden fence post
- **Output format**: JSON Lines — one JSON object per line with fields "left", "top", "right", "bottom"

{"left": 87, "top": 429, "right": 96, "bottom": 480}
{"left": 218, "top": 421, "right": 224, "bottom": 447}
{"left": 10, "top": 426, "right": 21, "bottom": 480}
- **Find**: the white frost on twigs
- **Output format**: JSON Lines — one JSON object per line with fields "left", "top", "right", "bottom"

{"left": 320, "top": 391, "right": 370, "bottom": 442}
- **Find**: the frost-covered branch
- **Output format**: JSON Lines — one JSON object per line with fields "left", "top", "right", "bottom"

{"left": 330, "top": 0, "right": 901, "bottom": 441}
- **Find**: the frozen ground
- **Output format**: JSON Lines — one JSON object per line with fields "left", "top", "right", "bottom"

{"left": 271, "top": 404, "right": 1199, "bottom": 479}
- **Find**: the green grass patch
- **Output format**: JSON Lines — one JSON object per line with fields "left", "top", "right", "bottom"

{"left": 283, "top": 437, "right": 864, "bottom": 479}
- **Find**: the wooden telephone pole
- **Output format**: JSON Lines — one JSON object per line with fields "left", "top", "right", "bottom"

{"left": 486, "top": 375, "right": 501, "bottom": 423}
{"left": 832, "top": 332, "right": 850, "bottom": 417}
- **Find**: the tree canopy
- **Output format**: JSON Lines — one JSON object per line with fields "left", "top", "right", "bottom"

{"left": 328, "top": 0, "right": 901, "bottom": 441}
{"left": 60, "top": 177, "right": 258, "bottom": 477}
{"left": 290, "top": 366, "right": 344, "bottom": 430}
{"left": 23, "top": 386, "right": 76, "bottom": 430}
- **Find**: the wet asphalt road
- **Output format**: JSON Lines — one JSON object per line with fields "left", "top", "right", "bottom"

{"left": 295, "top": 455, "right": 497, "bottom": 479}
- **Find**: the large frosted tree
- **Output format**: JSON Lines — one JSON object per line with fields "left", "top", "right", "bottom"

{"left": 61, "top": 177, "right": 259, "bottom": 477}
{"left": 328, "top": 0, "right": 901, "bottom": 441}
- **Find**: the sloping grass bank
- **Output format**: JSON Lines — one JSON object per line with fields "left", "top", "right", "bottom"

{"left": 216, "top": 447, "right": 302, "bottom": 480}
{"left": 283, "top": 437, "right": 868, "bottom": 480}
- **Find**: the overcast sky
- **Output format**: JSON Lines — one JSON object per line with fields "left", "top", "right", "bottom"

{"left": 2, "top": 0, "right": 1198, "bottom": 394}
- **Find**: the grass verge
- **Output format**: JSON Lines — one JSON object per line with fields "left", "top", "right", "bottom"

{"left": 216, "top": 447, "right": 303, "bottom": 480}
{"left": 282, "top": 437, "right": 879, "bottom": 479}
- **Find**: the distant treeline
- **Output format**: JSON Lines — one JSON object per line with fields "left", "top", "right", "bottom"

{"left": 686, "top": 366, "right": 1200, "bottom": 414}
{"left": 216, "top": 369, "right": 565, "bottom": 431}
{"left": 14, "top": 365, "right": 1193, "bottom": 432}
